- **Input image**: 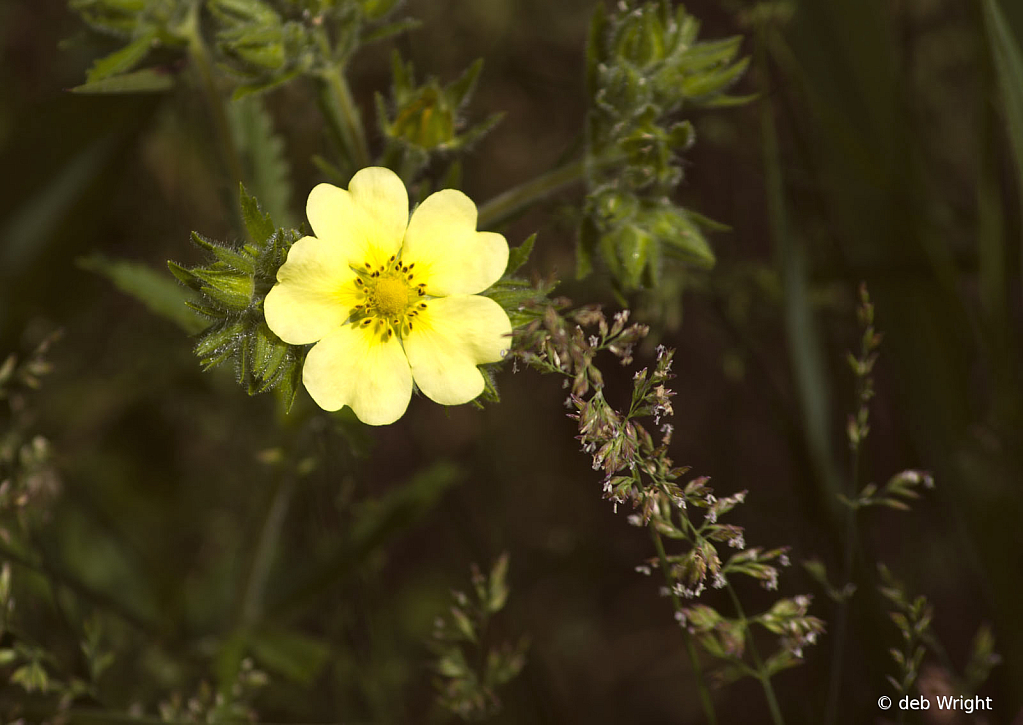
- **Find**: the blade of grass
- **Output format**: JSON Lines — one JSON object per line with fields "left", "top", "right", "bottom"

{"left": 981, "top": 0, "right": 1023, "bottom": 308}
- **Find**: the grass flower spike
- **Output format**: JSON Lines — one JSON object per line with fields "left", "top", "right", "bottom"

{"left": 264, "top": 167, "right": 511, "bottom": 425}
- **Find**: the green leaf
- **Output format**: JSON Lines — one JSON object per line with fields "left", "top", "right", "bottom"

{"left": 505, "top": 233, "right": 536, "bottom": 275}
{"left": 448, "top": 58, "right": 484, "bottom": 108}
{"left": 228, "top": 97, "right": 293, "bottom": 228}
{"left": 246, "top": 626, "right": 330, "bottom": 685}
{"left": 487, "top": 553, "right": 510, "bottom": 614}
{"left": 982, "top": 0, "right": 1023, "bottom": 306}
{"left": 11, "top": 660, "right": 49, "bottom": 693}
{"left": 85, "top": 29, "right": 158, "bottom": 82}
{"left": 71, "top": 66, "right": 174, "bottom": 94}
{"left": 617, "top": 223, "right": 652, "bottom": 289}
{"left": 78, "top": 255, "right": 206, "bottom": 334}
{"left": 681, "top": 56, "right": 751, "bottom": 100}
{"left": 482, "top": 277, "right": 555, "bottom": 329}
{"left": 362, "top": 17, "right": 421, "bottom": 45}
{"left": 239, "top": 183, "right": 276, "bottom": 247}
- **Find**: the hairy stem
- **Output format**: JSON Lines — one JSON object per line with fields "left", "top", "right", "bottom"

{"left": 651, "top": 526, "right": 718, "bottom": 725}
{"left": 477, "top": 157, "right": 587, "bottom": 229}
{"left": 182, "top": 2, "right": 246, "bottom": 192}
{"left": 313, "top": 30, "right": 370, "bottom": 170}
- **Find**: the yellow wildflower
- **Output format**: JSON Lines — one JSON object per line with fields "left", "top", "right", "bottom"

{"left": 264, "top": 167, "right": 511, "bottom": 425}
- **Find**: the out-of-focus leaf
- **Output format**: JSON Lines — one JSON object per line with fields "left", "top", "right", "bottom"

{"left": 271, "top": 461, "right": 464, "bottom": 616}
{"left": 77, "top": 255, "right": 205, "bottom": 334}
{"left": 71, "top": 67, "right": 174, "bottom": 94}
{"left": 246, "top": 626, "right": 330, "bottom": 685}
{"left": 228, "top": 96, "right": 293, "bottom": 227}
{"left": 0, "top": 136, "right": 116, "bottom": 277}
{"left": 85, "top": 29, "right": 157, "bottom": 82}
{"left": 982, "top": 0, "right": 1023, "bottom": 305}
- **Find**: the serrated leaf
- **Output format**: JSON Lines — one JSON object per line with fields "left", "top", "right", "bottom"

{"left": 229, "top": 98, "right": 293, "bottom": 228}
{"left": 79, "top": 255, "right": 206, "bottom": 333}
{"left": 505, "top": 233, "right": 536, "bottom": 275}
{"left": 71, "top": 66, "right": 174, "bottom": 94}
{"left": 85, "top": 29, "right": 157, "bottom": 82}
{"left": 239, "top": 183, "right": 276, "bottom": 246}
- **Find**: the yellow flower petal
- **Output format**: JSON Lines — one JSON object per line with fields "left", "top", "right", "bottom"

{"left": 264, "top": 235, "right": 358, "bottom": 345}
{"left": 306, "top": 167, "right": 409, "bottom": 268}
{"left": 401, "top": 189, "right": 508, "bottom": 296}
{"left": 303, "top": 323, "right": 413, "bottom": 425}
{"left": 404, "top": 295, "right": 511, "bottom": 405}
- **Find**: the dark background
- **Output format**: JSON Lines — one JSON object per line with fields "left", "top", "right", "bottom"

{"left": 1, "top": 0, "right": 1021, "bottom": 722}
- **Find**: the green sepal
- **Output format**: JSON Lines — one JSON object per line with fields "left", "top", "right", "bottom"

{"left": 188, "top": 267, "right": 254, "bottom": 311}
{"left": 191, "top": 232, "right": 256, "bottom": 274}
{"left": 170, "top": 189, "right": 303, "bottom": 408}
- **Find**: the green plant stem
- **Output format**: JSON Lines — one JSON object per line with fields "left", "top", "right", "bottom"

{"left": 726, "top": 583, "right": 786, "bottom": 725}
{"left": 237, "top": 466, "right": 296, "bottom": 627}
{"left": 313, "top": 30, "right": 370, "bottom": 170}
{"left": 318, "top": 66, "right": 371, "bottom": 169}
{"left": 477, "top": 157, "right": 589, "bottom": 229}
{"left": 825, "top": 447, "right": 859, "bottom": 725}
{"left": 650, "top": 526, "right": 718, "bottom": 725}
{"left": 181, "top": 2, "right": 246, "bottom": 192}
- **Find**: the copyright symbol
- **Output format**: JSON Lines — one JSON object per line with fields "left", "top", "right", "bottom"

{"left": 878, "top": 696, "right": 891, "bottom": 710}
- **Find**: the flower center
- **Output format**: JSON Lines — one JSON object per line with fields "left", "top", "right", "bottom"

{"left": 351, "top": 255, "right": 429, "bottom": 341}
{"left": 373, "top": 276, "right": 410, "bottom": 317}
